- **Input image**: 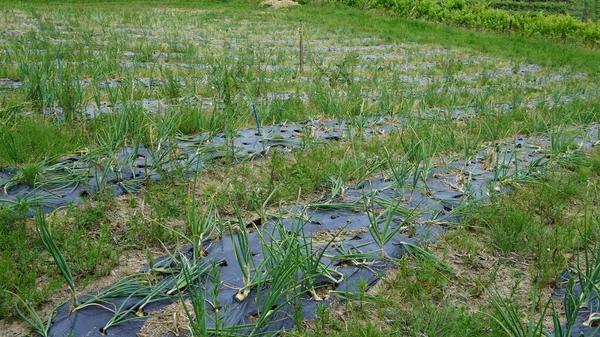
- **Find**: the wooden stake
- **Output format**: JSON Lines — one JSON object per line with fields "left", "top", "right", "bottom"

{"left": 298, "top": 21, "right": 304, "bottom": 74}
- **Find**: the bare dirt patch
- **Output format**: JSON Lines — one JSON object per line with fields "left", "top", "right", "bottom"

{"left": 138, "top": 300, "right": 191, "bottom": 337}
{"left": 260, "top": 0, "right": 300, "bottom": 9}
{"left": 311, "top": 228, "right": 368, "bottom": 244}
{"left": 0, "top": 319, "right": 34, "bottom": 337}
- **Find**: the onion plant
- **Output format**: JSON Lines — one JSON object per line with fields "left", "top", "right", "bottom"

{"left": 248, "top": 258, "right": 300, "bottom": 336}
{"left": 487, "top": 256, "right": 600, "bottom": 337}
{"left": 492, "top": 142, "right": 546, "bottom": 188}
{"left": 383, "top": 146, "right": 413, "bottom": 191}
{"left": 548, "top": 127, "right": 586, "bottom": 167}
{"left": 74, "top": 273, "right": 157, "bottom": 312}
{"left": 229, "top": 212, "right": 268, "bottom": 302}
{"left": 249, "top": 221, "right": 307, "bottom": 336}
{"left": 99, "top": 279, "right": 171, "bottom": 335}
{"left": 328, "top": 242, "right": 379, "bottom": 267}
{"left": 179, "top": 255, "right": 209, "bottom": 336}
{"left": 166, "top": 254, "right": 216, "bottom": 296}
{"left": 74, "top": 254, "right": 192, "bottom": 334}
{"left": 296, "top": 219, "right": 345, "bottom": 300}
{"left": 186, "top": 183, "right": 216, "bottom": 261}
{"left": 400, "top": 127, "right": 437, "bottom": 189}
{"left": 364, "top": 194, "right": 420, "bottom": 258}
{"left": 486, "top": 281, "right": 546, "bottom": 337}
{"left": 42, "top": 160, "right": 89, "bottom": 189}
{"left": 35, "top": 209, "right": 79, "bottom": 308}
{"left": 18, "top": 54, "right": 58, "bottom": 111}
{"left": 574, "top": 213, "right": 600, "bottom": 310}
{"left": 5, "top": 291, "right": 54, "bottom": 337}
{"left": 397, "top": 241, "right": 456, "bottom": 276}
{"left": 1, "top": 194, "right": 50, "bottom": 217}
{"left": 328, "top": 175, "right": 345, "bottom": 201}
{"left": 57, "top": 65, "right": 85, "bottom": 121}
{"left": 178, "top": 258, "right": 240, "bottom": 336}
{"left": 549, "top": 275, "right": 584, "bottom": 337}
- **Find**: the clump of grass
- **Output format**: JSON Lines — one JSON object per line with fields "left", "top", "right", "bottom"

{"left": 19, "top": 162, "right": 43, "bottom": 187}
{"left": 1, "top": 161, "right": 46, "bottom": 193}
{"left": 0, "top": 131, "right": 20, "bottom": 165}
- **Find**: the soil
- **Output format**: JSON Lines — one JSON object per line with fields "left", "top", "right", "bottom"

{"left": 260, "top": 0, "right": 301, "bottom": 9}
{"left": 311, "top": 228, "right": 368, "bottom": 245}
{"left": 0, "top": 320, "right": 33, "bottom": 337}
{"left": 138, "top": 300, "right": 191, "bottom": 337}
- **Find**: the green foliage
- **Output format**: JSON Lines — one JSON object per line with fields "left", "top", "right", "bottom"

{"left": 0, "top": 118, "right": 86, "bottom": 167}
{"left": 17, "top": 54, "right": 58, "bottom": 111}
{"left": 489, "top": 0, "right": 571, "bottom": 16}
{"left": 333, "top": 0, "right": 600, "bottom": 47}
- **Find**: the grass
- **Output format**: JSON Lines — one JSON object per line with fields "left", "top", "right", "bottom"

{"left": 299, "top": 256, "right": 498, "bottom": 337}
{"left": 0, "top": 0, "right": 600, "bottom": 336}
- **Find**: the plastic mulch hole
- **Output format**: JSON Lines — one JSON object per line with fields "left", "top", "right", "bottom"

{"left": 334, "top": 260, "right": 353, "bottom": 268}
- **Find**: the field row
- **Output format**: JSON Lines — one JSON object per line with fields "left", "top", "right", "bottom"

{"left": 1, "top": 85, "right": 597, "bottom": 215}
{"left": 32, "top": 111, "right": 600, "bottom": 336}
